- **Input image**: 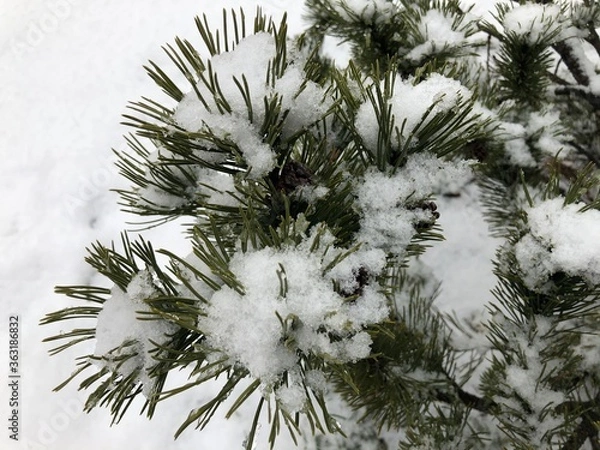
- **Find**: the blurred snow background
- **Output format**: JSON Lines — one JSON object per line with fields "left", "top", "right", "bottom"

{"left": 0, "top": 1, "right": 498, "bottom": 449}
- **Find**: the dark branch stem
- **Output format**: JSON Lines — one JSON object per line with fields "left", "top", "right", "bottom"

{"left": 553, "top": 40, "right": 590, "bottom": 87}
{"left": 547, "top": 70, "right": 570, "bottom": 86}
{"left": 456, "top": 386, "right": 498, "bottom": 413}
{"left": 554, "top": 85, "right": 600, "bottom": 110}
{"left": 434, "top": 380, "right": 498, "bottom": 415}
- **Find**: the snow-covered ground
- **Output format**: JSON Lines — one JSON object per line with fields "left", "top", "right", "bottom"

{"left": 0, "top": 1, "right": 498, "bottom": 449}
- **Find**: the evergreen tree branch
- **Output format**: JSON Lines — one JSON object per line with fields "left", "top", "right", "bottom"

{"left": 547, "top": 70, "right": 570, "bottom": 86}
{"left": 455, "top": 385, "right": 497, "bottom": 415}
{"left": 45, "top": 2, "right": 600, "bottom": 448}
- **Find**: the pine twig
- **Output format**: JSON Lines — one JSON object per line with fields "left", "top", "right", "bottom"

{"left": 455, "top": 386, "right": 498, "bottom": 414}
{"left": 546, "top": 70, "right": 570, "bottom": 86}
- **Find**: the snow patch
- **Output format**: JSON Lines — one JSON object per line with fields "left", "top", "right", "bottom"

{"left": 515, "top": 199, "right": 600, "bottom": 291}
{"left": 356, "top": 74, "right": 472, "bottom": 152}
{"left": 194, "top": 168, "right": 239, "bottom": 207}
{"left": 355, "top": 153, "right": 473, "bottom": 256}
{"left": 498, "top": 121, "right": 536, "bottom": 167}
{"left": 406, "top": 9, "right": 469, "bottom": 62}
{"left": 173, "top": 32, "right": 331, "bottom": 178}
{"left": 502, "top": 3, "right": 563, "bottom": 44}
{"left": 332, "top": 0, "right": 396, "bottom": 24}
{"left": 197, "top": 226, "right": 390, "bottom": 411}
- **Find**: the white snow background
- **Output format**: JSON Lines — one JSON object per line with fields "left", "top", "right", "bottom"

{"left": 0, "top": 1, "right": 498, "bottom": 449}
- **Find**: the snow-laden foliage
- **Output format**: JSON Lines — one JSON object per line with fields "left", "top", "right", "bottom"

{"left": 355, "top": 153, "right": 471, "bottom": 256}
{"left": 171, "top": 31, "right": 331, "bottom": 178}
{"left": 44, "top": 1, "right": 600, "bottom": 449}
{"left": 514, "top": 199, "right": 600, "bottom": 292}
{"left": 195, "top": 223, "right": 389, "bottom": 413}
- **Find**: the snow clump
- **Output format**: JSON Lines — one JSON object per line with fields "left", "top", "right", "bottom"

{"left": 355, "top": 152, "right": 472, "bottom": 257}
{"left": 173, "top": 32, "right": 332, "bottom": 178}
{"left": 498, "top": 110, "right": 571, "bottom": 167}
{"left": 355, "top": 73, "right": 472, "bottom": 153}
{"left": 514, "top": 198, "right": 600, "bottom": 291}
{"left": 331, "top": 0, "right": 396, "bottom": 24}
{"left": 197, "top": 225, "right": 389, "bottom": 413}
{"left": 502, "top": 3, "right": 564, "bottom": 44}
{"left": 405, "top": 9, "right": 471, "bottom": 63}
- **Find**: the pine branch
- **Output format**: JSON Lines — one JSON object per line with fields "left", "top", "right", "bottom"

{"left": 45, "top": 3, "right": 600, "bottom": 448}
{"left": 567, "top": 140, "right": 600, "bottom": 167}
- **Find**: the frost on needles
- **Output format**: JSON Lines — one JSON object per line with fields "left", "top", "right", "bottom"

{"left": 43, "top": 2, "right": 600, "bottom": 449}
